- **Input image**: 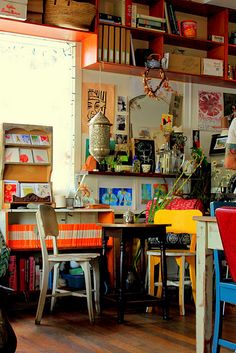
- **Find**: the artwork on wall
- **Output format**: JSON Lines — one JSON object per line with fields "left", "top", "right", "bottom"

{"left": 209, "top": 134, "right": 228, "bottom": 155}
{"left": 99, "top": 187, "right": 132, "bottom": 207}
{"left": 192, "top": 130, "right": 200, "bottom": 148}
{"left": 81, "top": 82, "right": 115, "bottom": 134}
{"left": 131, "top": 138, "right": 156, "bottom": 172}
{"left": 114, "top": 95, "right": 129, "bottom": 145}
{"left": 141, "top": 183, "right": 152, "bottom": 204}
{"left": 198, "top": 91, "right": 223, "bottom": 131}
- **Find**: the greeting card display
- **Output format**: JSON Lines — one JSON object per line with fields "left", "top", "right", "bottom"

{"left": 32, "top": 149, "right": 49, "bottom": 163}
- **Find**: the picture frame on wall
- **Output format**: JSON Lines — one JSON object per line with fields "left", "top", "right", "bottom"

{"left": 209, "top": 134, "right": 227, "bottom": 155}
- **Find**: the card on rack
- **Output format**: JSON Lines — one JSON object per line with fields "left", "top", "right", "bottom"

{"left": 4, "top": 147, "right": 20, "bottom": 163}
{"left": 35, "top": 183, "right": 52, "bottom": 199}
{"left": 32, "top": 149, "right": 49, "bottom": 163}
{"left": 20, "top": 183, "right": 36, "bottom": 197}
{"left": 19, "top": 148, "right": 33, "bottom": 163}
{"left": 3, "top": 180, "right": 19, "bottom": 203}
{"left": 39, "top": 135, "right": 50, "bottom": 145}
{"left": 30, "top": 135, "right": 41, "bottom": 145}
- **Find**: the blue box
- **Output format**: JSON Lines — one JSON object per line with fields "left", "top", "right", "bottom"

{"left": 61, "top": 273, "right": 85, "bottom": 289}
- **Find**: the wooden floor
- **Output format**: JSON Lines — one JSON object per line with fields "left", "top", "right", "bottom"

{"left": 8, "top": 296, "right": 236, "bottom": 353}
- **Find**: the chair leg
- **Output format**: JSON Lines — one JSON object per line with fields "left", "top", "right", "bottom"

{"left": 50, "top": 263, "right": 59, "bottom": 312}
{"left": 212, "top": 295, "right": 223, "bottom": 353}
{"left": 175, "top": 256, "right": 185, "bottom": 316}
{"left": 81, "top": 261, "right": 94, "bottom": 324}
{"left": 92, "top": 258, "right": 100, "bottom": 314}
{"left": 35, "top": 265, "right": 50, "bottom": 325}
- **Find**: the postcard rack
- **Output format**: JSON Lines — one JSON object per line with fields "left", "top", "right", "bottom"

{"left": 1, "top": 123, "right": 53, "bottom": 208}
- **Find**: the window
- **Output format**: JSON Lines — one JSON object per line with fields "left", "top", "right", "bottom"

{"left": 0, "top": 33, "right": 76, "bottom": 196}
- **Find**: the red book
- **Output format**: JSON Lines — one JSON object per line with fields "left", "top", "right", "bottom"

{"left": 19, "top": 258, "right": 26, "bottom": 292}
{"left": 121, "top": 0, "right": 132, "bottom": 27}
{"left": 8, "top": 255, "right": 17, "bottom": 291}
{"left": 29, "top": 256, "right": 36, "bottom": 291}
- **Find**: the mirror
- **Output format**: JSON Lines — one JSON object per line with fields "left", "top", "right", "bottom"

{"left": 129, "top": 93, "right": 183, "bottom": 150}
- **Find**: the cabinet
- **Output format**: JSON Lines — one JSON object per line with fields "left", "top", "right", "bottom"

{"left": 1, "top": 1, "right": 236, "bottom": 87}
{"left": 81, "top": 0, "right": 236, "bottom": 88}
{"left": 1, "top": 123, "right": 53, "bottom": 208}
{"left": 0, "top": 208, "right": 114, "bottom": 292}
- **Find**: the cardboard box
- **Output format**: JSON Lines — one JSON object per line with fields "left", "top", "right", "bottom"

{"left": 0, "top": 0, "right": 27, "bottom": 20}
{"left": 168, "top": 54, "right": 201, "bottom": 75}
{"left": 201, "top": 58, "right": 224, "bottom": 77}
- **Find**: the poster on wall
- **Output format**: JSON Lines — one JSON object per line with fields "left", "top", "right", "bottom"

{"left": 81, "top": 83, "right": 115, "bottom": 134}
{"left": 99, "top": 187, "right": 132, "bottom": 207}
{"left": 198, "top": 91, "right": 223, "bottom": 131}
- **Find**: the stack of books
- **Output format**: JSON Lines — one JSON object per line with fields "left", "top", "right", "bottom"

{"left": 136, "top": 13, "right": 166, "bottom": 33}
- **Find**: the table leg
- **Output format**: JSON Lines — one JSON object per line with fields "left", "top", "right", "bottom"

{"left": 117, "top": 236, "right": 125, "bottom": 323}
{"left": 102, "top": 231, "right": 110, "bottom": 296}
{"left": 160, "top": 237, "right": 169, "bottom": 320}
{"left": 196, "top": 221, "right": 213, "bottom": 353}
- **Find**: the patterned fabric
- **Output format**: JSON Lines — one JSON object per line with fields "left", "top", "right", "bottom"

{"left": 0, "top": 231, "right": 10, "bottom": 278}
{"left": 148, "top": 232, "right": 191, "bottom": 249}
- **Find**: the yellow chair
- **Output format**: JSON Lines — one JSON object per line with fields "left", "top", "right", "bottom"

{"left": 147, "top": 209, "right": 202, "bottom": 316}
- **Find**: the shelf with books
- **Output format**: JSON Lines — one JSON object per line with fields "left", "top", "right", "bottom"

{"left": 85, "top": 0, "right": 236, "bottom": 86}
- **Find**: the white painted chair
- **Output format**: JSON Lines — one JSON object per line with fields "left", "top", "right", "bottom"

{"left": 35, "top": 204, "right": 100, "bottom": 325}
{"left": 147, "top": 209, "right": 202, "bottom": 316}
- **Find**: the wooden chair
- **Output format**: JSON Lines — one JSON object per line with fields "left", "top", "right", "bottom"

{"left": 147, "top": 209, "right": 202, "bottom": 316}
{"left": 35, "top": 204, "right": 100, "bottom": 325}
{"left": 212, "top": 207, "right": 236, "bottom": 353}
{"left": 210, "top": 201, "right": 236, "bottom": 315}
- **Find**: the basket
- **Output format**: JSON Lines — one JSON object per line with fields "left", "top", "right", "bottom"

{"left": 44, "top": 0, "right": 96, "bottom": 30}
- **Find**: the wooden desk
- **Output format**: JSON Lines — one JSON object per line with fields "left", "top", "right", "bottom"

{"left": 194, "top": 216, "right": 222, "bottom": 353}
{"left": 98, "top": 223, "right": 169, "bottom": 323}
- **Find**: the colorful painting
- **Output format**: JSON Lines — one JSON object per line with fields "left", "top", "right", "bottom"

{"left": 141, "top": 184, "right": 152, "bottom": 204}
{"left": 99, "top": 187, "right": 132, "bottom": 207}
{"left": 153, "top": 183, "right": 168, "bottom": 198}
{"left": 198, "top": 91, "right": 223, "bottom": 131}
{"left": 82, "top": 82, "right": 115, "bottom": 134}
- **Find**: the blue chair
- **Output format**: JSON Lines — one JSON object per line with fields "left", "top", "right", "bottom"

{"left": 212, "top": 207, "right": 236, "bottom": 353}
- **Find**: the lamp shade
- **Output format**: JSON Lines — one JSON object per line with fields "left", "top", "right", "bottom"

{"left": 88, "top": 111, "right": 112, "bottom": 163}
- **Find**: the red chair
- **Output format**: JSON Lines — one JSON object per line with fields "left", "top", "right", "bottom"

{"left": 213, "top": 207, "right": 236, "bottom": 352}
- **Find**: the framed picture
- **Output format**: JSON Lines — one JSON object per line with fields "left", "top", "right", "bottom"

{"left": 131, "top": 138, "right": 156, "bottom": 172}
{"left": 209, "top": 134, "right": 227, "bottom": 155}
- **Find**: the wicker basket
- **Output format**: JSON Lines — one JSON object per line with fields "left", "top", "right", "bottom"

{"left": 44, "top": 0, "right": 96, "bottom": 30}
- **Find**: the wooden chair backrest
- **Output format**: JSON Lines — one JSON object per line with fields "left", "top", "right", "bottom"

{"left": 154, "top": 209, "right": 203, "bottom": 252}
{"left": 216, "top": 207, "right": 236, "bottom": 282}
